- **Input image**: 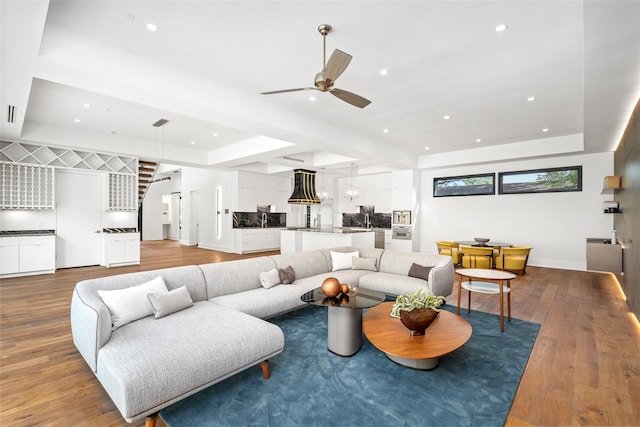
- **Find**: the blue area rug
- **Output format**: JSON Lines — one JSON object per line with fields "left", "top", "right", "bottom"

{"left": 160, "top": 304, "right": 540, "bottom": 427}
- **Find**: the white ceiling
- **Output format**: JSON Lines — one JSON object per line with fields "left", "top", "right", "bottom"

{"left": 1, "top": 1, "right": 639, "bottom": 177}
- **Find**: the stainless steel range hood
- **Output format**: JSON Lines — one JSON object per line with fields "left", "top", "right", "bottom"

{"left": 288, "top": 169, "right": 321, "bottom": 204}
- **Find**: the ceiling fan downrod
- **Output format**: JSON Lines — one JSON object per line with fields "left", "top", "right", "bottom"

{"left": 318, "top": 24, "right": 332, "bottom": 69}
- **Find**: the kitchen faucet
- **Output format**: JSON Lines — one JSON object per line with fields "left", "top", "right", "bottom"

{"left": 261, "top": 212, "right": 268, "bottom": 228}
{"left": 364, "top": 213, "right": 371, "bottom": 228}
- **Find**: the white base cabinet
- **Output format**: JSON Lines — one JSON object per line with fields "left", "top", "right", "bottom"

{"left": 102, "top": 233, "right": 140, "bottom": 267}
{"left": 232, "top": 229, "right": 281, "bottom": 254}
{"left": 0, "top": 235, "right": 55, "bottom": 277}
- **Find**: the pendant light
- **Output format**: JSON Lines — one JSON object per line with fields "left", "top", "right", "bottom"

{"left": 318, "top": 168, "right": 328, "bottom": 202}
{"left": 344, "top": 163, "right": 359, "bottom": 201}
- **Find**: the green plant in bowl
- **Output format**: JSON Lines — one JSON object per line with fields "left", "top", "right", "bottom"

{"left": 390, "top": 289, "right": 445, "bottom": 318}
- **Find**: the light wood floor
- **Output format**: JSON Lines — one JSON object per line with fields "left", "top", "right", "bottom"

{"left": 1, "top": 241, "right": 638, "bottom": 426}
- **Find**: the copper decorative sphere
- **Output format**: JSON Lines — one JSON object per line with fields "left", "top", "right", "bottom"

{"left": 321, "top": 277, "right": 341, "bottom": 297}
{"left": 340, "top": 283, "right": 350, "bottom": 295}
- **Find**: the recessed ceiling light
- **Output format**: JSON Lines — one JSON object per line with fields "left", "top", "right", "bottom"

{"left": 74, "top": 118, "right": 81, "bottom": 123}
{"left": 476, "top": 138, "right": 482, "bottom": 143}
{"left": 309, "top": 96, "right": 316, "bottom": 102}
{"left": 379, "top": 69, "right": 389, "bottom": 76}
{"left": 190, "top": 141, "right": 196, "bottom": 145}
{"left": 495, "top": 23, "right": 508, "bottom": 33}
{"left": 542, "top": 128, "right": 549, "bottom": 132}
{"left": 424, "top": 147, "right": 430, "bottom": 150}
{"left": 83, "top": 103, "right": 91, "bottom": 108}
{"left": 443, "top": 115, "right": 450, "bottom": 120}
{"left": 527, "top": 96, "right": 536, "bottom": 102}
{"left": 212, "top": 132, "right": 219, "bottom": 137}
{"left": 383, "top": 128, "right": 389, "bottom": 133}
{"left": 146, "top": 23, "right": 159, "bottom": 32}
{"left": 108, "top": 130, "right": 117, "bottom": 135}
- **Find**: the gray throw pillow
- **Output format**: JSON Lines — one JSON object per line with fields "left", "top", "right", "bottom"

{"left": 279, "top": 265, "right": 296, "bottom": 284}
{"left": 147, "top": 286, "right": 194, "bottom": 319}
{"left": 408, "top": 263, "right": 433, "bottom": 281}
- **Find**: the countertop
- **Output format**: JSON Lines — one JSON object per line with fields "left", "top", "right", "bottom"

{"left": 102, "top": 228, "right": 138, "bottom": 233}
{"left": 0, "top": 229, "right": 56, "bottom": 236}
{"left": 283, "top": 227, "right": 377, "bottom": 234}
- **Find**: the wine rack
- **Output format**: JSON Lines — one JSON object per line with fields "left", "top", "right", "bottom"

{"left": 0, "top": 162, "right": 55, "bottom": 209}
{"left": 108, "top": 173, "right": 137, "bottom": 211}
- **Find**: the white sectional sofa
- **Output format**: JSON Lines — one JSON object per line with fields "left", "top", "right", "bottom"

{"left": 70, "top": 247, "right": 454, "bottom": 425}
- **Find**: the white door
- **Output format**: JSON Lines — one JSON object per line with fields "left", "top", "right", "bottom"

{"left": 189, "top": 190, "right": 199, "bottom": 246}
{"left": 56, "top": 170, "right": 102, "bottom": 268}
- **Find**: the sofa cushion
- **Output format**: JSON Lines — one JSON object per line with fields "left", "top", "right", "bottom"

{"left": 210, "top": 286, "right": 307, "bottom": 318}
{"left": 147, "top": 286, "right": 194, "bottom": 319}
{"left": 358, "top": 271, "right": 430, "bottom": 296}
{"left": 96, "top": 302, "right": 284, "bottom": 421}
{"left": 97, "top": 276, "right": 169, "bottom": 329}
{"left": 330, "top": 250, "right": 359, "bottom": 271}
{"left": 279, "top": 265, "right": 296, "bottom": 284}
{"left": 201, "top": 257, "right": 277, "bottom": 298}
{"left": 408, "top": 263, "right": 433, "bottom": 281}
{"left": 270, "top": 250, "right": 330, "bottom": 280}
{"left": 352, "top": 257, "right": 378, "bottom": 271}
{"left": 259, "top": 268, "right": 281, "bottom": 289}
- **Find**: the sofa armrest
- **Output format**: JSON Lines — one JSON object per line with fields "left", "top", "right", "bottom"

{"left": 71, "top": 286, "right": 113, "bottom": 372}
{"left": 428, "top": 257, "right": 454, "bottom": 297}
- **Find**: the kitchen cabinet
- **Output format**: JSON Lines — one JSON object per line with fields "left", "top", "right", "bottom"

{"left": 102, "top": 233, "right": 140, "bottom": 267}
{"left": 19, "top": 236, "right": 56, "bottom": 272}
{"left": 586, "top": 238, "right": 622, "bottom": 273}
{"left": 0, "top": 237, "right": 20, "bottom": 274}
{"left": 232, "top": 228, "right": 281, "bottom": 254}
{"left": 391, "top": 170, "right": 414, "bottom": 210}
{"left": 0, "top": 235, "right": 55, "bottom": 277}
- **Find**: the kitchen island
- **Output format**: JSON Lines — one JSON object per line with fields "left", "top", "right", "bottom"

{"left": 280, "top": 228, "right": 375, "bottom": 254}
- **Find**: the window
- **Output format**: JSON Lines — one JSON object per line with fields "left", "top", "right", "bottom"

{"left": 433, "top": 173, "right": 495, "bottom": 197}
{"left": 498, "top": 166, "right": 582, "bottom": 194}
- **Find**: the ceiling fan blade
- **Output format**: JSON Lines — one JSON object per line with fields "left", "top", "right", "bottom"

{"left": 330, "top": 88, "right": 371, "bottom": 108}
{"left": 261, "top": 87, "right": 317, "bottom": 95}
{"left": 323, "top": 49, "right": 352, "bottom": 85}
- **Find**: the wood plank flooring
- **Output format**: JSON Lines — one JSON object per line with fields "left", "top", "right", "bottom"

{"left": 1, "top": 240, "right": 638, "bottom": 426}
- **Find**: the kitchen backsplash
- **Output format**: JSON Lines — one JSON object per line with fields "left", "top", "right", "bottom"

{"left": 233, "top": 212, "right": 286, "bottom": 228}
{"left": 342, "top": 205, "right": 391, "bottom": 228}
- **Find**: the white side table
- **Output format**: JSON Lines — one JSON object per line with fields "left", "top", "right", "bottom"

{"left": 456, "top": 268, "right": 517, "bottom": 332}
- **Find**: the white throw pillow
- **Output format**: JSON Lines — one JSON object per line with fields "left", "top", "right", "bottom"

{"left": 352, "top": 256, "right": 378, "bottom": 271}
{"left": 147, "top": 286, "right": 194, "bottom": 319}
{"left": 97, "top": 275, "right": 168, "bottom": 329}
{"left": 259, "top": 268, "right": 281, "bottom": 289}
{"left": 331, "top": 250, "right": 359, "bottom": 271}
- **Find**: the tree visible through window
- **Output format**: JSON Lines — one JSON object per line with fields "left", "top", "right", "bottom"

{"left": 499, "top": 166, "right": 582, "bottom": 194}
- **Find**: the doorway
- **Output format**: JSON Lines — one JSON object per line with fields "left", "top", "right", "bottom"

{"left": 55, "top": 170, "right": 102, "bottom": 268}
{"left": 189, "top": 190, "right": 200, "bottom": 246}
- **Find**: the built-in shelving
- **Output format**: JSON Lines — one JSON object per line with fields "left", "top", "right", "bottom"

{"left": 0, "top": 141, "right": 136, "bottom": 174}
{"left": 0, "top": 162, "right": 55, "bottom": 209}
{"left": 108, "top": 173, "right": 137, "bottom": 211}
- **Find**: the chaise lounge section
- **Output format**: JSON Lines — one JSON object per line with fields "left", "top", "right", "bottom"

{"left": 70, "top": 247, "right": 454, "bottom": 425}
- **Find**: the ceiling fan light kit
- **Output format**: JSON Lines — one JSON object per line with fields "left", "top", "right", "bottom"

{"left": 261, "top": 24, "right": 371, "bottom": 108}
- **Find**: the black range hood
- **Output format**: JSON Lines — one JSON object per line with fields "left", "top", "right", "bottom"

{"left": 288, "top": 169, "right": 321, "bottom": 205}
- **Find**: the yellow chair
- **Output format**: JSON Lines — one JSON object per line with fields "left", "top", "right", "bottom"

{"left": 495, "top": 246, "right": 532, "bottom": 274}
{"left": 459, "top": 245, "right": 494, "bottom": 269}
{"left": 436, "top": 241, "right": 462, "bottom": 265}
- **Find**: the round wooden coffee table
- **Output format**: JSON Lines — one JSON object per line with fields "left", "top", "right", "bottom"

{"left": 363, "top": 302, "right": 472, "bottom": 370}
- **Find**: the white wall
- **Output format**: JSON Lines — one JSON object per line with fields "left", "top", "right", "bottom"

{"left": 142, "top": 177, "right": 180, "bottom": 241}
{"left": 418, "top": 152, "right": 614, "bottom": 270}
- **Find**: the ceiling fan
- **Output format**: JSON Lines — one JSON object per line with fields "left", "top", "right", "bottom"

{"left": 261, "top": 24, "right": 371, "bottom": 109}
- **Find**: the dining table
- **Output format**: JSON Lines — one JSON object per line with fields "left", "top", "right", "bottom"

{"left": 455, "top": 240, "right": 513, "bottom": 248}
